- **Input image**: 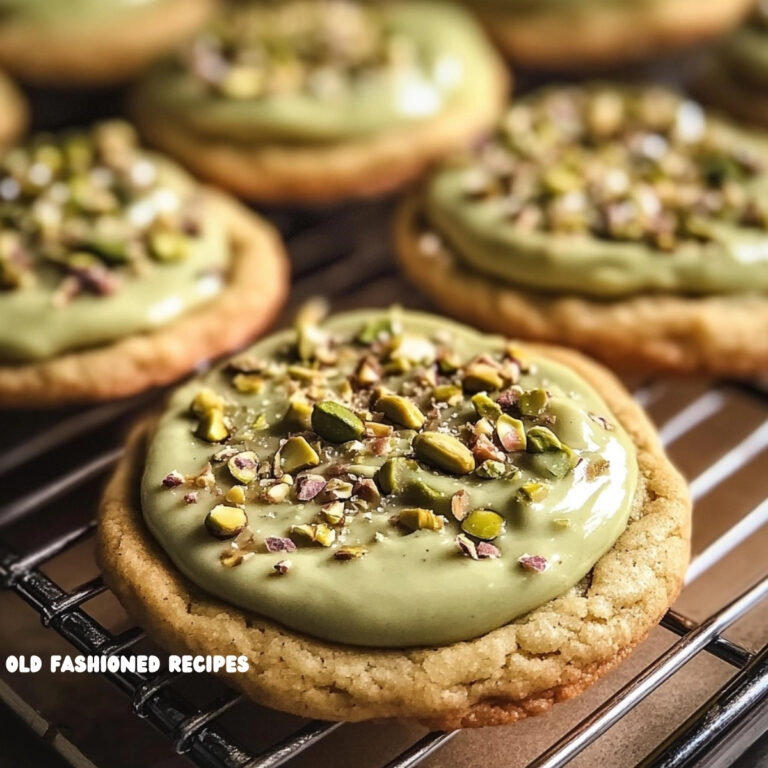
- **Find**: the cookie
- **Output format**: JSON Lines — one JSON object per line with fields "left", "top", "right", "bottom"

{"left": 130, "top": 0, "right": 508, "bottom": 204}
{"left": 0, "top": 0, "right": 213, "bottom": 86}
{"left": 0, "top": 70, "right": 27, "bottom": 146}
{"left": 469, "top": 0, "right": 754, "bottom": 69}
{"left": 98, "top": 309, "right": 690, "bottom": 728}
{"left": 396, "top": 84, "right": 768, "bottom": 376}
{"left": 0, "top": 121, "right": 289, "bottom": 407}
{"left": 698, "top": 8, "right": 768, "bottom": 128}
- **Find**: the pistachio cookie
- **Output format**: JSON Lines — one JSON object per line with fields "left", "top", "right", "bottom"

{"left": 0, "top": 121, "right": 288, "bottom": 407}
{"left": 699, "top": 6, "right": 768, "bottom": 128}
{"left": 98, "top": 309, "right": 690, "bottom": 728}
{"left": 397, "top": 85, "right": 768, "bottom": 376}
{"left": 466, "top": 0, "right": 754, "bottom": 70}
{"left": 0, "top": 0, "right": 213, "bottom": 86}
{"left": 130, "top": 0, "right": 508, "bottom": 204}
{"left": 0, "top": 71, "right": 26, "bottom": 147}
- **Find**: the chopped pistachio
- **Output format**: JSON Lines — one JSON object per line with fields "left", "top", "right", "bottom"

{"left": 451, "top": 490, "right": 470, "bottom": 521}
{"left": 320, "top": 500, "right": 345, "bottom": 525}
{"left": 205, "top": 505, "right": 247, "bottom": 539}
{"left": 414, "top": 431, "right": 475, "bottom": 475}
{"left": 353, "top": 478, "right": 381, "bottom": 505}
{"left": 456, "top": 533, "right": 478, "bottom": 559}
{"left": 195, "top": 409, "right": 230, "bottom": 442}
{"left": 227, "top": 451, "right": 258, "bottom": 484}
{"left": 266, "top": 483, "right": 291, "bottom": 503}
{"left": 396, "top": 507, "right": 445, "bottom": 532}
{"left": 149, "top": 230, "right": 189, "bottom": 262}
{"left": 376, "top": 457, "right": 417, "bottom": 495}
{"left": 475, "top": 459, "right": 507, "bottom": 479}
{"left": 312, "top": 401, "right": 365, "bottom": 443}
{"left": 273, "top": 559, "right": 292, "bottom": 575}
{"left": 334, "top": 546, "right": 368, "bottom": 561}
{"left": 162, "top": 470, "right": 185, "bottom": 488}
{"left": 295, "top": 474, "right": 327, "bottom": 501}
{"left": 462, "top": 363, "right": 504, "bottom": 393}
{"left": 355, "top": 356, "right": 381, "bottom": 386}
{"left": 281, "top": 436, "right": 320, "bottom": 474}
{"left": 471, "top": 393, "right": 502, "bottom": 423}
{"left": 265, "top": 536, "right": 296, "bottom": 553}
{"left": 364, "top": 421, "right": 393, "bottom": 438}
{"left": 433, "top": 384, "right": 462, "bottom": 405}
{"left": 324, "top": 477, "right": 354, "bottom": 500}
{"left": 497, "top": 414, "right": 526, "bottom": 452}
{"left": 477, "top": 541, "right": 501, "bottom": 559}
{"left": 290, "top": 523, "right": 336, "bottom": 547}
{"left": 225, "top": 485, "right": 247, "bottom": 505}
{"left": 437, "top": 350, "right": 462, "bottom": 375}
{"left": 526, "top": 426, "right": 562, "bottom": 453}
{"left": 281, "top": 399, "right": 313, "bottom": 432}
{"left": 191, "top": 388, "right": 224, "bottom": 416}
{"left": 232, "top": 374, "right": 264, "bottom": 394}
{"left": 375, "top": 393, "right": 425, "bottom": 430}
{"left": 461, "top": 509, "right": 504, "bottom": 541}
{"left": 518, "top": 388, "right": 549, "bottom": 417}
{"left": 357, "top": 316, "right": 394, "bottom": 345}
{"left": 519, "top": 554, "right": 549, "bottom": 573}
{"left": 520, "top": 481, "right": 549, "bottom": 502}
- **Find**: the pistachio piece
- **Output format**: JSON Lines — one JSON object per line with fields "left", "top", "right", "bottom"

{"left": 225, "top": 485, "right": 246, "bottom": 505}
{"left": 321, "top": 500, "right": 345, "bottom": 525}
{"left": 191, "top": 388, "right": 224, "bottom": 416}
{"left": 437, "top": 350, "right": 462, "bottom": 375}
{"left": 433, "top": 384, "right": 462, "bottom": 405}
{"left": 364, "top": 421, "right": 393, "bottom": 438}
{"left": 334, "top": 546, "right": 368, "bottom": 561}
{"left": 477, "top": 541, "right": 501, "bottom": 559}
{"left": 461, "top": 509, "right": 504, "bottom": 541}
{"left": 266, "top": 483, "right": 291, "bottom": 503}
{"left": 497, "top": 414, "right": 526, "bottom": 452}
{"left": 451, "top": 490, "right": 470, "bottom": 521}
{"left": 519, "top": 554, "right": 549, "bottom": 573}
{"left": 414, "top": 431, "right": 475, "bottom": 475}
{"left": 462, "top": 363, "right": 503, "bottom": 393}
{"left": 232, "top": 373, "right": 264, "bottom": 394}
{"left": 518, "top": 388, "right": 548, "bottom": 416}
{"left": 281, "top": 436, "right": 320, "bottom": 474}
{"left": 354, "top": 356, "right": 381, "bottom": 386}
{"left": 456, "top": 533, "right": 478, "bottom": 559}
{"left": 149, "top": 230, "right": 189, "bottom": 262}
{"left": 282, "top": 400, "right": 313, "bottom": 432}
{"left": 376, "top": 393, "right": 425, "bottom": 430}
{"left": 324, "top": 477, "right": 353, "bottom": 500}
{"left": 376, "top": 457, "right": 417, "bottom": 495}
{"left": 357, "top": 317, "right": 394, "bottom": 345}
{"left": 205, "top": 505, "right": 247, "bottom": 539}
{"left": 526, "top": 426, "right": 562, "bottom": 453}
{"left": 353, "top": 478, "right": 381, "bottom": 505}
{"left": 295, "top": 474, "right": 327, "bottom": 501}
{"left": 396, "top": 507, "right": 445, "bottom": 532}
{"left": 290, "top": 523, "right": 336, "bottom": 547}
{"left": 195, "top": 409, "right": 230, "bottom": 442}
{"left": 227, "top": 451, "right": 258, "bottom": 484}
{"left": 471, "top": 393, "right": 502, "bottom": 423}
{"left": 312, "top": 401, "right": 364, "bottom": 443}
{"left": 273, "top": 559, "right": 292, "bottom": 575}
{"left": 475, "top": 460, "right": 507, "bottom": 479}
{"left": 520, "top": 481, "right": 549, "bottom": 502}
{"left": 265, "top": 536, "right": 297, "bottom": 553}
{"left": 162, "top": 470, "right": 184, "bottom": 488}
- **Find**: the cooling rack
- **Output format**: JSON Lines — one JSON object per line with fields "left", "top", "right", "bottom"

{"left": 0, "top": 198, "right": 766, "bottom": 768}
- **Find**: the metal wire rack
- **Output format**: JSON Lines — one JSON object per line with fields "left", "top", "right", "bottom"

{"left": 0, "top": 199, "right": 767, "bottom": 768}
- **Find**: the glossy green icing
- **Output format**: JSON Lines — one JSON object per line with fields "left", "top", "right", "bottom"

{"left": 142, "top": 310, "right": 638, "bottom": 648}
{"left": 423, "top": 87, "right": 768, "bottom": 299}
{"left": 136, "top": 1, "right": 501, "bottom": 144}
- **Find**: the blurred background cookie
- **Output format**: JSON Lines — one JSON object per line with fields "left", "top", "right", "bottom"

{"left": 0, "top": 121, "right": 288, "bottom": 406}
{"left": 466, "top": 0, "right": 754, "bottom": 70}
{"left": 0, "top": 69, "right": 27, "bottom": 145}
{"left": 0, "top": 0, "right": 214, "bottom": 86}
{"left": 397, "top": 84, "right": 768, "bottom": 376}
{"left": 130, "top": 0, "right": 508, "bottom": 204}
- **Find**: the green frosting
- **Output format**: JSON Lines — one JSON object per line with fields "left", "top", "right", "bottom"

{"left": 422, "top": 85, "right": 768, "bottom": 298}
{"left": 0, "top": 122, "right": 229, "bottom": 364}
{"left": 135, "top": 1, "right": 501, "bottom": 144}
{"left": 142, "top": 309, "right": 638, "bottom": 648}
